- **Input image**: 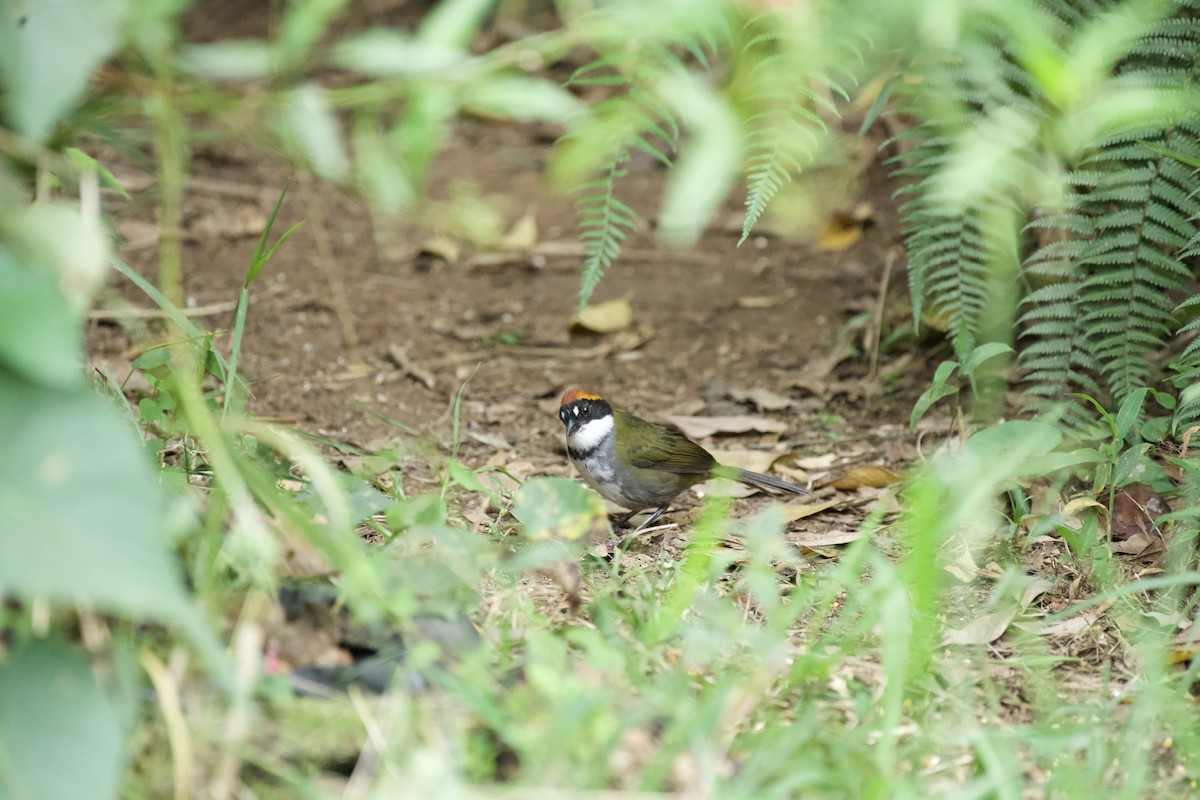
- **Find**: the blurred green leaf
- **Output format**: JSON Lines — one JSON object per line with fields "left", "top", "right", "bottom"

{"left": 0, "top": 379, "right": 190, "bottom": 620}
{"left": 960, "top": 419, "right": 1063, "bottom": 481}
{"left": 417, "top": 0, "right": 496, "bottom": 48}
{"left": 353, "top": 115, "right": 417, "bottom": 214}
{"left": 0, "top": 640, "right": 124, "bottom": 800}
{"left": 386, "top": 494, "right": 446, "bottom": 531}
{"left": 461, "top": 75, "right": 585, "bottom": 124}
{"left": 910, "top": 360, "right": 960, "bottom": 430}
{"left": 4, "top": 203, "right": 109, "bottom": 314}
{"left": 657, "top": 74, "right": 742, "bottom": 247}
{"left": 0, "top": 0, "right": 128, "bottom": 140}
{"left": 63, "top": 148, "right": 129, "bottom": 197}
{"left": 513, "top": 477, "right": 608, "bottom": 540}
{"left": 179, "top": 39, "right": 276, "bottom": 80}
{"left": 284, "top": 84, "right": 350, "bottom": 181}
{"left": 334, "top": 29, "right": 465, "bottom": 76}
{"left": 279, "top": 0, "right": 350, "bottom": 69}
{"left": 0, "top": 254, "right": 82, "bottom": 389}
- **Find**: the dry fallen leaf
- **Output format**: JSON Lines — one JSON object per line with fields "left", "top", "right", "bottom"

{"left": 1110, "top": 484, "right": 1170, "bottom": 541}
{"left": 1108, "top": 531, "right": 1166, "bottom": 558}
{"left": 941, "top": 535, "right": 979, "bottom": 582}
{"left": 824, "top": 465, "right": 901, "bottom": 490}
{"left": 706, "top": 448, "right": 784, "bottom": 474}
{"left": 727, "top": 386, "right": 795, "bottom": 411}
{"left": 419, "top": 235, "right": 461, "bottom": 264}
{"left": 780, "top": 499, "right": 842, "bottom": 521}
{"left": 665, "top": 415, "right": 788, "bottom": 439}
{"left": 1167, "top": 624, "right": 1200, "bottom": 664}
{"left": 1039, "top": 609, "right": 1104, "bottom": 638}
{"left": 942, "top": 609, "right": 1019, "bottom": 646}
{"left": 500, "top": 210, "right": 538, "bottom": 250}
{"left": 737, "top": 295, "right": 780, "bottom": 309}
{"left": 789, "top": 529, "right": 864, "bottom": 547}
{"left": 791, "top": 453, "right": 838, "bottom": 471}
{"left": 570, "top": 298, "right": 633, "bottom": 334}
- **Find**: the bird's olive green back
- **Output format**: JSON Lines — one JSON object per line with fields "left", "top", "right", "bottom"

{"left": 614, "top": 409, "right": 716, "bottom": 475}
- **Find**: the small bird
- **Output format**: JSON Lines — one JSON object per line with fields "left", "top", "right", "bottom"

{"left": 558, "top": 388, "right": 811, "bottom": 532}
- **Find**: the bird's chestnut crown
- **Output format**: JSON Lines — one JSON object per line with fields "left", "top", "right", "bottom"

{"left": 558, "top": 387, "right": 611, "bottom": 428}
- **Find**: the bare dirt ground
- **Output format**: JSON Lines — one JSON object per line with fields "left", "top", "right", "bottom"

{"left": 88, "top": 89, "right": 926, "bottom": 548}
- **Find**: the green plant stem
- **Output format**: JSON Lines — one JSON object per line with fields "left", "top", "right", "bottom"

{"left": 150, "top": 77, "right": 189, "bottom": 307}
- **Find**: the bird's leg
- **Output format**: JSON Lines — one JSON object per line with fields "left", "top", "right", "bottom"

{"left": 609, "top": 510, "right": 638, "bottom": 529}
{"left": 631, "top": 506, "right": 669, "bottom": 534}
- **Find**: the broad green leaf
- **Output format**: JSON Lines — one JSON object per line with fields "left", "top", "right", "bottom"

{"left": 910, "top": 360, "right": 960, "bottom": 430}
{"left": 1113, "top": 442, "right": 1153, "bottom": 487}
{"left": 283, "top": 84, "right": 350, "bottom": 181}
{"left": 334, "top": 29, "right": 464, "bottom": 76}
{"left": 0, "top": 640, "right": 124, "bottom": 800}
{"left": 513, "top": 477, "right": 608, "bottom": 541}
{"left": 180, "top": 39, "right": 277, "bottom": 80}
{"left": 1114, "top": 387, "right": 1150, "bottom": 442}
{"left": 0, "top": 254, "right": 81, "bottom": 389}
{"left": 0, "top": 0, "right": 128, "bottom": 140}
{"left": 962, "top": 342, "right": 1014, "bottom": 374}
{"left": 461, "top": 75, "right": 585, "bottom": 124}
{"left": 0, "top": 379, "right": 190, "bottom": 621}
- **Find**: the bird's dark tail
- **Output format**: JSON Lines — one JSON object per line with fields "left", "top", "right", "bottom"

{"left": 718, "top": 466, "right": 811, "bottom": 496}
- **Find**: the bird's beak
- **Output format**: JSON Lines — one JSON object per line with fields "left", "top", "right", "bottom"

{"left": 562, "top": 416, "right": 578, "bottom": 436}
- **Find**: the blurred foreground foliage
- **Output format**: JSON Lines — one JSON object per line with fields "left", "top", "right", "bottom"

{"left": 3, "top": 0, "right": 1200, "bottom": 798}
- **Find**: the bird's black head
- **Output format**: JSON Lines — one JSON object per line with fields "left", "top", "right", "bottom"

{"left": 558, "top": 388, "right": 612, "bottom": 435}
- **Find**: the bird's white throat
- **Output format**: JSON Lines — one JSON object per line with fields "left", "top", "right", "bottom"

{"left": 569, "top": 414, "right": 615, "bottom": 450}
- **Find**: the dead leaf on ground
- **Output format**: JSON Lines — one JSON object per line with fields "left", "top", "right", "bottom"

{"left": 941, "top": 578, "right": 1054, "bottom": 646}
{"left": 789, "top": 529, "right": 864, "bottom": 547}
{"left": 500, "top": 210, "right": 538, "bottom": 250}
{"left": 706, "top": 448, "right": 785, "bottom": 474}
{"left": 466, "top": 430, "right": 512, "bottom": 451}
{"left": 941, "top": 535, "right": 979, "bottom": 582}
{"left": 817, "top": 203, "right": 874, "bottom": 251}
{"left": 791, "top": 453, "right": 838, "bottom": 471}
{"left": 1167, "top": 624, "right": 1200, "bottom": 664}
{"left": 823, "top": 465, "right": 900, "bottom": 490}
{"left": 1108, "top": 530, "right": 1166, "bottom": 559}
{"left": 1038, "top": 609, "right": 1104, "bottom": 638}
{"left": 570, "top": 297, "right": 632, "bottom": 334}
{"left": 419, "top": 235, "right": 461, "bottom": 264}
{"left": 1110, "top": 484, "right": 1170, "bottom": 540}
{"left": 665, "top": 414, "right": 788, "bottom": 439}
{"left": 727, "top": 386, "right": 795, "bottom": 411}
{"left": 780, "top": 499, "right": 843, "bottom": 521}
{"left": 737, "top": 295, "right": 780, "bottom": 309}
{"left": 1019, "top": 577, "right": 1055, "bottom": 607}
{"left": 942, "top": 609, "right": 1020, "bottom": 646}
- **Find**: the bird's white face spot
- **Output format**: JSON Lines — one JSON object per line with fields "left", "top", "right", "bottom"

{"left": 573, "top": 406, "right": 580, "bottom": 416}
{"left": 568, "top": 413, "right": 614, "bottom": 450}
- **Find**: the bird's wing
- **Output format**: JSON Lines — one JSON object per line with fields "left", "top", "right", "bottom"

{"left": 619, "top": 411, "right": 716, "bottom": 475}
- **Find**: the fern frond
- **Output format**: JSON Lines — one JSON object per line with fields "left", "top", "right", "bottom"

{"left": 737, "top": 16, "right": 858, "bottom": 244}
